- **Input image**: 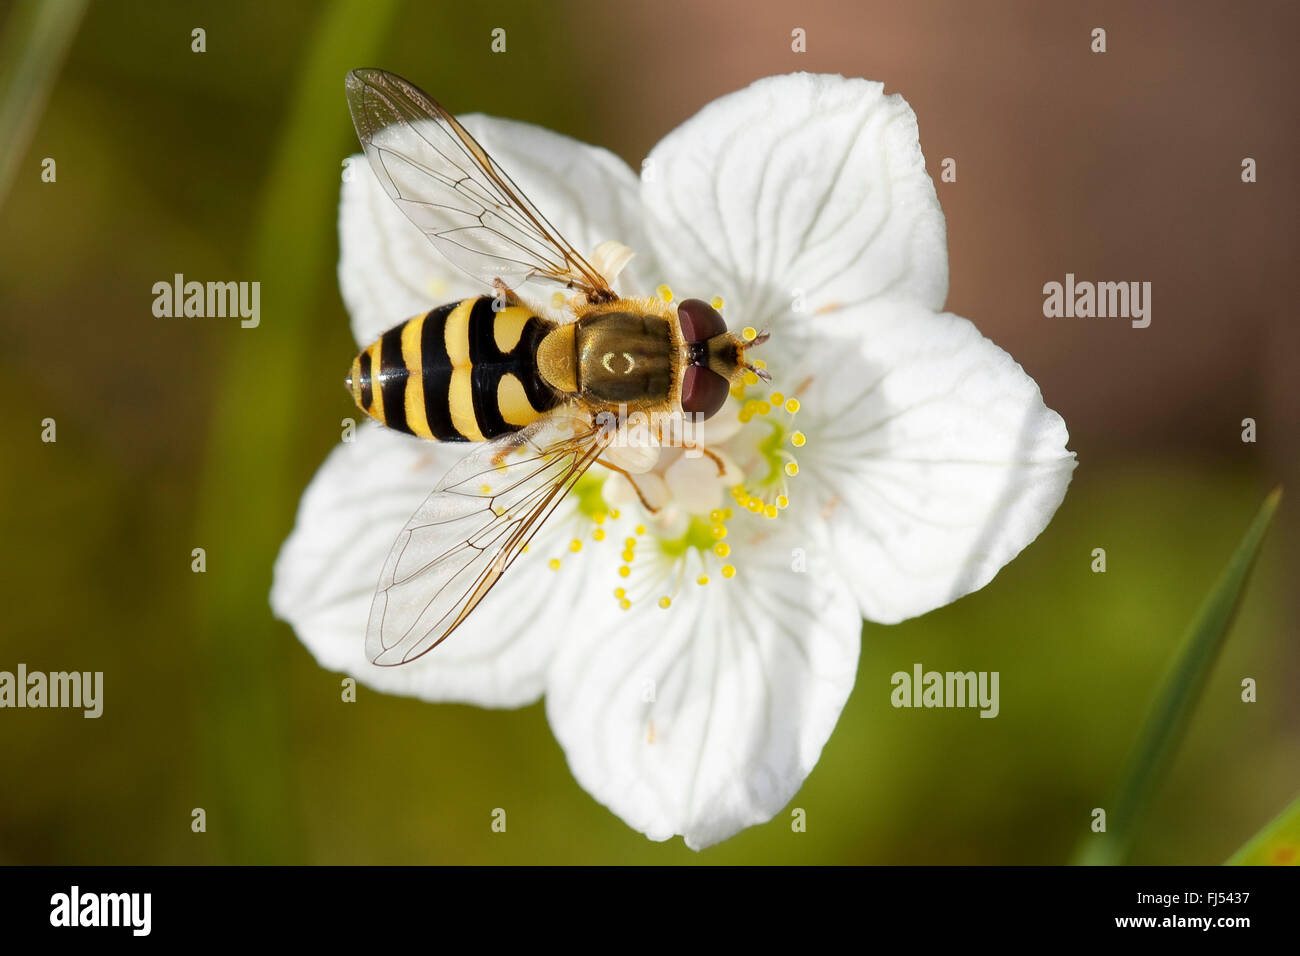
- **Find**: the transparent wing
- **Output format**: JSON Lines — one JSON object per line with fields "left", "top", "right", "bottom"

{"left": 345, "top": 68, "right": 616, "bottom": 302}
{"left": 366, "top": 411, "right": 614, "bottom": 666}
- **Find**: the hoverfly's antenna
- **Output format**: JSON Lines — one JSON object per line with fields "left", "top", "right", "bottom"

{"left": 740, "top": 328, "right": 772, "bottom": 382}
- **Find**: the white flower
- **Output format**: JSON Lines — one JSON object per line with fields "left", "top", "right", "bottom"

{"left": 271, "top": 73, "right": 1076, "bottom": 849}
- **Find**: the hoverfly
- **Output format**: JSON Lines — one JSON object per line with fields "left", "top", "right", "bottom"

{"left": 342, "top": 69, "right": 769, "bottom": 665}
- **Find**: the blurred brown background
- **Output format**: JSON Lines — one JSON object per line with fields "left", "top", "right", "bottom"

{"left": 0, "top": 0, "right": 1294, "bottom": 864}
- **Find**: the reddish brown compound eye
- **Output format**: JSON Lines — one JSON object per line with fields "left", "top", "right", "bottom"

{"left": 681, "top": 365, "right": 730, "bottom": 420}
{"left": 677, "top": 298, "right": 727, "bottom": 344}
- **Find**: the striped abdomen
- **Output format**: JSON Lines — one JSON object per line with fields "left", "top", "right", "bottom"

{"left": 347, "top": 295, "right": 561, "bottom": 441}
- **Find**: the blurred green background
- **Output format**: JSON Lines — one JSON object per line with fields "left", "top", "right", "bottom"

{"left": 0, "top": 0, "right": 1295, "bottom": 864}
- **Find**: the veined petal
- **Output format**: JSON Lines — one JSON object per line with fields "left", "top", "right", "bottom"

{"left": 339, "top": 148, "right": 478, "bottom": 349}
{"left": 641, "top": 73, "right": 948, "bottom": 353}
{"left": 787, "top": 303, "right": 1076, "bottom": 624}
{"left": 340, "top": 114, "right": 655, "bottom": 347}
{"left": 271, "top": 424, "right": 615, "bottom": 706}
{"left": 544, "top": 528, "right": 860, "bottom": 849}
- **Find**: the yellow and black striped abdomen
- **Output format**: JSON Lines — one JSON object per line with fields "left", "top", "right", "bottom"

{"left": 347, "top": 296, "right": 562, "bottom": 441}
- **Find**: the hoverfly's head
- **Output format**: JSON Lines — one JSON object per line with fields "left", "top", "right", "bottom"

{"left": 676, "top": 298, "right": 771, "bottom": 421}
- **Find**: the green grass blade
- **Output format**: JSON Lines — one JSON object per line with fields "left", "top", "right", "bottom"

{"left": 1227, "top": 791, "right": 1300, "bottom": 865}
{"left": 0, "top": 0, "right": 88, "bottom": 209}
{"left": 1075, "top": 486, "right": 1282, "bottom": 865}
{"left": 191, "top": 0, "right": 402, "bottom": 862}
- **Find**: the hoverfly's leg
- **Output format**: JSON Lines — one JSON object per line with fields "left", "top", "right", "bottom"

{"left": 697, "top": 444, "right": 726, "bottom": 477}
{"left": 491, "top": 277, "right": 525, "bottom": 309}
{"left": 596, "top": 458, "right": 659, "bottom": 513}
{"left": 655, "top": 413, "right": 726, "bottom": 479}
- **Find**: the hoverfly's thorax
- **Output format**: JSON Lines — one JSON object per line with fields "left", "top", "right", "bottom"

{"left": 574, "top": 311, "right": 675, "bottom": 406}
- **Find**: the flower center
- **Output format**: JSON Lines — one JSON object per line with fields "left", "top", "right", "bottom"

{"left": 537, "top": 280, "right": 808, "bottom": 612}
{"left": 730, "top": 378, "right": 804, "bottom": 520}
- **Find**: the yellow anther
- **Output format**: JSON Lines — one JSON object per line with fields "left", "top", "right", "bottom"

{"left": 569, "top": 539, "right": 583, "bottom": 553}
{"left": 752, "top": 358, "right": 766, "bottom": 369}
{"left": 593, "top": 512, "right": 606, "bottom": 525}
{"left": 723, "top": 508, "right": 734, "bottom": 519}
{"left": 785, "top": 398, "right": 801, "bottom": 414}
{"left": 776, "top": 494, "right": 789, "bottom": 509}
{"left": 619, "top": 598, "right": 631, "bottom": 610}
{"left": 711, "top": 525, "right": 727, "bottom": 540}
{"left": 614, "top": 587, "right": 626, "bottom": 599}
{"left": 592, "top": 528, "right": 606, "bottom": 541}
{"left": 713, "top": 542, "right": 731, "bottom": 558}
{"left": 738, "top": 409, "right": 754, "bottom": 424}
{"left": 730, "top": 485, "right": 745, "bottom": 499}
{"left": 621, "top": 549, "right": 635, "bottom": 562}
{"left": 743, "top": 371, "right": 760, "bottom": 386}
{"left": 785, "top": 461, "right": 799, "bottom": 476}
{"left": 746, "top": 498, "right": 762, "bottom": 513}
{"left": 618, "top": 565, "right": 631, "bottom": 578}
{"left": 709, "top": 295, "right": 724, "bottom": 310}
{"left": 551, "top": 291, "right": 566, "bottom": 309}
{"left": 709, "top": 509, "right": 724, "bottom": 523}
{"left": 658, "top": 596, "right": 671, "bottom": 609}
{"left": 721, "top": 564, "right": 736, "bottom": 579}
{"left": 696, "top": 574, "right": 710, "bottom": 586}
{"left": 755, "top": 401, "right": 772, "bottom": 416}
{"left": 548, "top": 558, "right": 562, "bottom": 571}
{"left": 635, "top": 524, "right": 647, "bottom": 536}
{"left": 742, "top": 326, "right": 758, "bottom": 341}
{"left": 791, "top": 431, "right": 806, "bottom": 447}
{"left": 769, "top": 391, "right": 785, "bottom": 405}
{"left": 624, "top": 537, "right": 637, "bottom": 550}
{"left": 610, "top": 508, "right": 621, "bottom": 519}
{"left": 657, "top": 284, "right": 674, "bottom": 303}
{"left": 763, "top": 504, "right": 778, "bottom": 519}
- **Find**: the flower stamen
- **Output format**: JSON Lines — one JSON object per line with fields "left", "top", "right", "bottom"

{"left": 610, "top": 511, "right": 741, "bottom": 610}
{"left": 725, "top": 385, "right": 806, "bottom": 519}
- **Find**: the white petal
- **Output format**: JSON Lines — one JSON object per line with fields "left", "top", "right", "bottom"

{"left": 545, "top": 529, "right": 860, "bottom": 849}
{"left": 600, "top": 470, "right": 639, "bottom": 509}
{"left": 664, "top": 453, "right": 727, "bottom": 515}
{"left": 601, "top": 469, "right": 671, "bottom": 515}
{"left": 341, "top": 114, "right": 655, "bottom": 347}
{"left": 271, "top": 425, "right": 617, "bottom": 706}
{"left": 339, "top": 151, "right": 479, "bottom": 349}
{"left": 603, "top": 430, "right": 661, "bottom": 474}
{"left": 641, "top": 73, "right": 948, "bottom": 354}
{"left": 691, "top": 395, "right": 746, "bottom": 447}
{"left": 647, "top": 502, "right": 690, "bottom": 541}
{"left": 589, "top": 239, "right": 637, "bottom": 289}
{"left": 789, "top": 303, "right": 1076, "bottom": 624}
